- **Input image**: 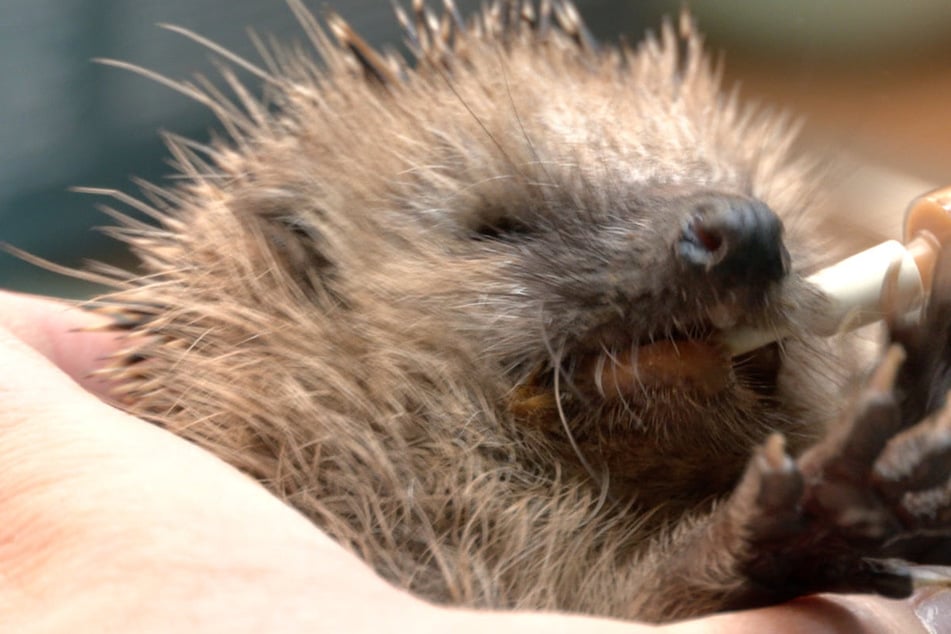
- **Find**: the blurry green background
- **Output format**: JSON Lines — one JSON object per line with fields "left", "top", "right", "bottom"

{"left": 3, "top": 0, "right": 950, "bottom": 297}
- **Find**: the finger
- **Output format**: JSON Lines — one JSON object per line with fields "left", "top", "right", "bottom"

{"left": 0, "top": 290, "right": 122, "bottom": 396}
{"left": 0, "top": 324, "right": 347, "bottom": 629}
{"left": 0, "top": 326, "right": 395, "bottom": 633}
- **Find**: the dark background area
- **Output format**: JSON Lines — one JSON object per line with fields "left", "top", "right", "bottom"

{"left": 2, "top": 0, "right": 950, "bottom": 296}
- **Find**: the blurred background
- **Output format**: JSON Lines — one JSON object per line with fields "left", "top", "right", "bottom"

{"left": 2, "top": 0, "right": 950, "bottom": 296}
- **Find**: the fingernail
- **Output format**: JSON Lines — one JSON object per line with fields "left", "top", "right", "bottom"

{"left": 913, "top": 587, "right": 951, "bottom": 634}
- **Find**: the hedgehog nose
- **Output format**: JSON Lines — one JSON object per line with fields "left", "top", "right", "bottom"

{"left": 676, "top": 195, "right": 790, "bottom": 289}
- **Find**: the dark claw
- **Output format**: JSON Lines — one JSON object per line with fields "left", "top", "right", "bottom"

{"left": 740, "top": 433, "right": 804, "bottom": 540}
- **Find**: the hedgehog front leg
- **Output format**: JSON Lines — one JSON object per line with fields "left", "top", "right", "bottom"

{"left": 638, "top": 243, "right": 951, "bottom": 622}
{"left": 625, "top": 343, "right": 951, "bottom": 622}
{"left": 721, "top": 343, "right": 951, "bottom": 606}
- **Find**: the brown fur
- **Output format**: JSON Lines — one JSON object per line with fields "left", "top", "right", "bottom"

{"left": 88, "top": 1, "right": 874, "bottom": 622}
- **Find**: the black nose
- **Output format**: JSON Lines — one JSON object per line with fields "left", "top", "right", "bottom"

{"left": 676, "top": 195, "right": 790, "bottom": 289}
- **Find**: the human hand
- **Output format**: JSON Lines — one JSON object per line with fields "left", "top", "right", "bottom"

{"left": 0, "top": 290, "right": 939, "bottom": 633}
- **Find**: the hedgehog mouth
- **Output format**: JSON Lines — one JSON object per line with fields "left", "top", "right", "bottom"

{"left": 573, "top": 321, "right": 782, "bottom": 401}
{"left": 507, "top": 321, "right": 782, "bottom": 422}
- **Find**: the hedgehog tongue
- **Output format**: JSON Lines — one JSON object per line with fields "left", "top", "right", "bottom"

{"left": 582, "top": 339, "right": 732, "bottom": 398}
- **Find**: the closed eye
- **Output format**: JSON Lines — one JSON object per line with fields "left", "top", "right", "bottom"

{"left": 470, "top": 215, "right": 535, "bottom": 242}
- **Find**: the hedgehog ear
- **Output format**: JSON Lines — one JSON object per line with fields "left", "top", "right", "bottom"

{"left": 230, "top": 190, "right": 340, "bottom": 306}
{"left": 260, "top": 213, "right": 342, "bottom": 305}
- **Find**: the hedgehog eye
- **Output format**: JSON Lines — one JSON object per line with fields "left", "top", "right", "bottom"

{"left": 470, "top": 214, "right": 535, "bottom": 242}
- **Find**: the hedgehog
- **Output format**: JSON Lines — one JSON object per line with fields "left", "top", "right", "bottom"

{"left": 75, "top": 0, "right": 951, "bottom": 623}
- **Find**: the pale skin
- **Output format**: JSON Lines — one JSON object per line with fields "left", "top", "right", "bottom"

{"left": 0, "top": 290, "right": 941, "bottom": 633}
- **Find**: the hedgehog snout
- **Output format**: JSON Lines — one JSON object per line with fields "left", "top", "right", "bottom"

{"left": 676, "top": 194, "right": 791, "bottom": 292}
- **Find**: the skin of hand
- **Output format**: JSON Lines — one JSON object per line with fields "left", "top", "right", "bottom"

{"left": 0, "top": 290, "right": 939, "bottom": 633}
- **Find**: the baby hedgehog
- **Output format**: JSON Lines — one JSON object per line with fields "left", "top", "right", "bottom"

{"left": 87, "top": 0, "right": 951, "bottom": 623}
